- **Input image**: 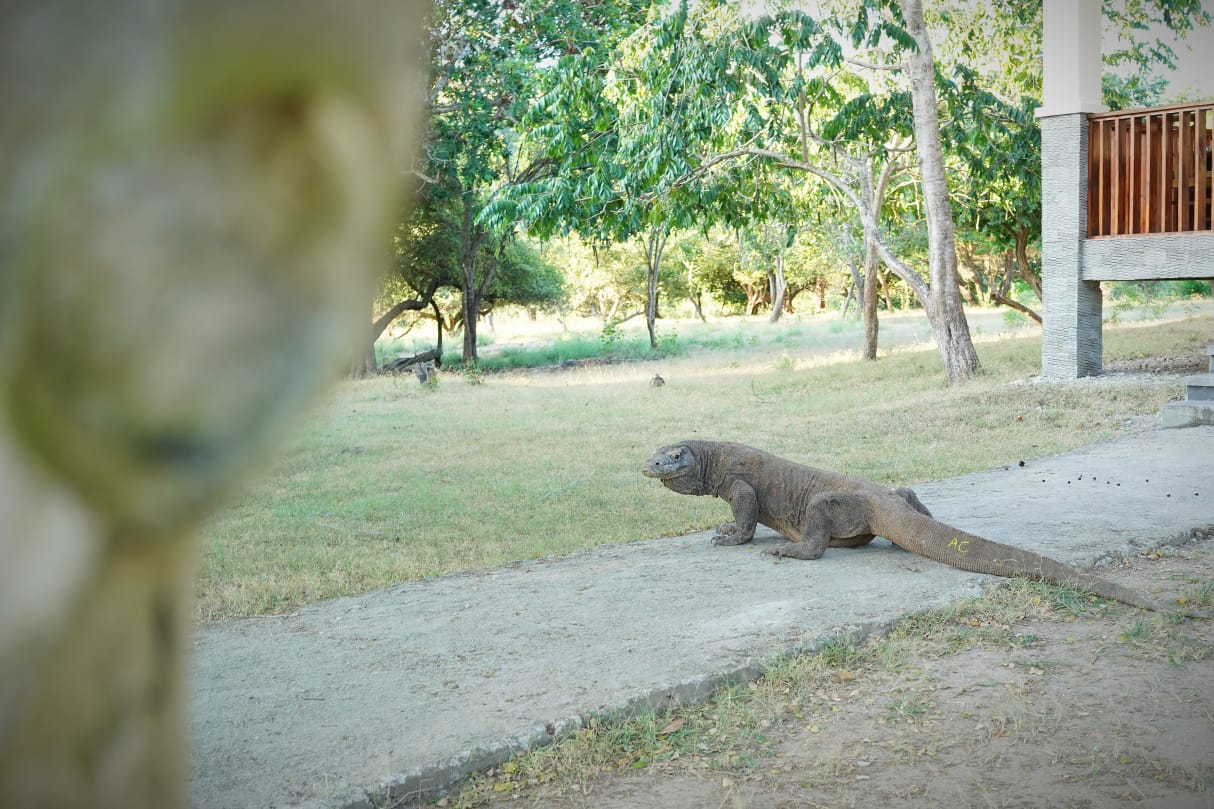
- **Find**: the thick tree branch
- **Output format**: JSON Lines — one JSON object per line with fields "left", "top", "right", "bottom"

{"left": 371, "top": 277, "right": 441, "bottom": 343}
{"left": 991, "top": 291, "right": 1042, "bottom": 324}
{"left": 845, "top": 57, "right": 906, "bottom": 72}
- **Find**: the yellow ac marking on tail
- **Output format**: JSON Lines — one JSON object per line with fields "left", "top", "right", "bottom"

{"left": 948, "top": 537, "right": 970, "bottom": 554}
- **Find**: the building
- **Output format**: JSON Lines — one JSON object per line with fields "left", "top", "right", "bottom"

{"left": 1039, "top": 0, "right": 1213, "bottom": 379}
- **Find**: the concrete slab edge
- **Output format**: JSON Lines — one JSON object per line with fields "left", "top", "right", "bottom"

{"left": 289, "top": 604, "right": 962, "bottom": 809}
{"left": 284, "top": 525, "right": 1214, "bottom": 809}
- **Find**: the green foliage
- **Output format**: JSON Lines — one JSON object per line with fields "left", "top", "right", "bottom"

{"left": 394, "top": 0, "right": 1211, "bottom": 353}
{"left": 405, "top": 0, "right": 652, "bottom": 361}
{"left": 816, "top": 633, "right": 862, "bottom": 669}
{"left": 1106, "top": 281, "right": 1208, "bottom": 323}
{"left": 487, "top": 239, "right": 567, "bottom": 312}
{"left": 461, "top": 361, "right": 485, "bottom": 385}
{"left": 1102, "top": 72, "right": 1169, "bottom": 110}
{"left": 600, "top": 319, "right": 623, "bottom": 348}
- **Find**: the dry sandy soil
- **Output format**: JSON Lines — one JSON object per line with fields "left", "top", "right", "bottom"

{"left": 474, "top": 541, "right": 1214, "bottom": 809}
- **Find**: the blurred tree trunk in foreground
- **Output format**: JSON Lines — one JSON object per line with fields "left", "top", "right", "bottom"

{"left": 0, "top": 2, "right": 428, "bottom": 806}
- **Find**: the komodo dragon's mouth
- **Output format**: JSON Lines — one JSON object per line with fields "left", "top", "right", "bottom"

{"left": 640, "top": 460, "right": 676, "bottom": 478}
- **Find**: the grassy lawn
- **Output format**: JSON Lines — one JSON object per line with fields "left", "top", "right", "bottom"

{"left": 195, "top": 308, "right": 1212, "bottom": 621}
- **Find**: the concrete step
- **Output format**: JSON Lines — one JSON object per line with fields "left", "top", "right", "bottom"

{"left": 1186, "top": 373, "right": 1214, "bottom": 402}
{"left": 1162, "top": 400, "right": 1214, "bottom": 428}
{"left": 1161, "top": 347, "right": 1214, "bottom": 427}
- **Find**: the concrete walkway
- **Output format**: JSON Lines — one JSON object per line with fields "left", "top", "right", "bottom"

{"left": 188, "top": 427, "right": 1214, "bottom": 809}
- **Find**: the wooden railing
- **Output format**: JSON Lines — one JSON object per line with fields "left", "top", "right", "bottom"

{"left": 1088, "top": 101, "right": 1213, "bottom": 237}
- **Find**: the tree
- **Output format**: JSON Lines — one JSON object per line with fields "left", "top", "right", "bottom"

{"left": 482, "top": 238, "right": 567, "bottom": 318}
{"left": 417, "top": 0, "right": 649, "bottom": 364}
{"left": 497, "top": 1, "right": 792, "bottom": 347}
{"left": 897, "top": 0, "right": 981, "bottom": 380}
{"left": 0, "top": 1, "right": 422, "bottom": 805}
{"left": 653, "top": 1, "right": 983, "bottom": 381}
{"left": 352, "top": 191, "right": 462, "bottom": 378}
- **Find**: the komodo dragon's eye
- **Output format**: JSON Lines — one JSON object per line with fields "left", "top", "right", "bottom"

{"left": 670, "top": 448, "right": 683, "bottom": 460}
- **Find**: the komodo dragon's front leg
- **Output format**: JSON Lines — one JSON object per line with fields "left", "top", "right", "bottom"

{"left": 712, "top": 480, "right": 758, "bottom": 546}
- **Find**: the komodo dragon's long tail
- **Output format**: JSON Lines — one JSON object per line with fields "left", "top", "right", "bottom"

{"left": 872, "top": 505, "right": 1201, "bottom": 618}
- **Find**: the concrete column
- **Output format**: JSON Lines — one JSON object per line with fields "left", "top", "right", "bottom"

{"left": 1039, "top": 0, "right": 1106, "bottom": 378}
{"left": 1041, "top": 114, "right": 1103, "bottom": 378}
{"left": 1040, "top": 0, "right": 1105, "bottom": 117}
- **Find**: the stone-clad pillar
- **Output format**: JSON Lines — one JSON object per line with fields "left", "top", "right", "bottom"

{"left": 1040, "top": 113, "right": 1103, "bottom": 377}
{"left": 1039, "top": 0, "right": 1105, "bottom": 378}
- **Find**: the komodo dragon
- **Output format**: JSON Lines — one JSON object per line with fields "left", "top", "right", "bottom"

{"left": 642, "top": 440, "right": 1198, "bottom": 616}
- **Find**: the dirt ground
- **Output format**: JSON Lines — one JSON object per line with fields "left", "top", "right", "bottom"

{"left": 488, "top": 541, "right": 1214, "bottom": 809}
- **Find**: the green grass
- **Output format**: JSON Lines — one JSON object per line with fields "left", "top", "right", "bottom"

{"left": 194, "top": 310, "right": 1212, "bottom": 621}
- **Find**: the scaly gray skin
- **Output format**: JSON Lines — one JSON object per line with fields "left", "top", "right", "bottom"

{"left": 642, "top": 440, "right": 1199, "bottom": 617}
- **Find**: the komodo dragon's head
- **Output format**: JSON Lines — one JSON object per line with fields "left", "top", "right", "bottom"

{"left": 642, "top": 442, "right": 710, "bottom": 494}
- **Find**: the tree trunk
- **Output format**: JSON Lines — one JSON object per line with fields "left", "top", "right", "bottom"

{"left": 845, "top": 255, "right": 864, "bottom": 316}
{"left": 458, "top": 196, "right": 482, "bottom": 366}
{"left": 349, "top": 280, "right": 441, "bottom": 378}
{"left": 862, "top": 232, "right": 880, "bottom": 360}
{"left": 857, "top": 151, "right": 903, "bottom": 360}
{"left": 431, "top": 299, "right": 444, "bottom": 368}
{"left": 349, "top": 330, "right": 378, "bottom": 379}
{"left": 643, "top": 224, "right": 669, "bottom": 349}
{"left": 689, "top": 291, "right": 706, "bottom": 322}
{"left": 900, "top": 0, "right": 982, "bottom": 383}
{"left": 461, "top": 291, "right": 478, "bottom": 364}
{"left": 768, "top": 254, "right": 787, "bottom": 323}
{"left": 953, "top": 242, "right": 979, "bottom": 305}
{"left": 686, "top": 263, "right": 707, "bottom": 322}
{"left": 1014, "top": 227, "right": 1042, "bottom": 300}
{"left": 456, "top": 195, "right": 504, "bottom": 367}
{"left": 743, "top": 284, "right": 765, "bottom": 316}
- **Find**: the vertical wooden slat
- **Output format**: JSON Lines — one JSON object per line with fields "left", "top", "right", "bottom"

{"left": 1107, "top": 116, "right": 1112, "bottom": 236}
{"left": 1104, "top": 119, "right": 1112, "bottom": 235}
{"left": 1121, "top": 118, "right": 1131, "bottom": 234}
{"left": 1135, "top": 113, "right": 1143, "bottom": 233}
{"left": 1111, "top": 117, "right": 1121, "bottom": 235}
{"left": 1088, "top": 118, "right": 1103, "bottom": 236}
{"left": 1194, "top": 106, "right": 1204, "bottom": 229}
{"left": 1153, "top": 113, "right": 1164, "bottom": 232}
{"left": 1132, "top": 115, "right": 1141, "bottom": 234}
{"left": 1103, "top": 120, "right": 1114, "bottom": 235}
{"left": 1089, "top": 118, "right": 1101, "bottom": 237}
{"left": 1179, "top": 110, "right": 1193, "bottom": 231}
{"left": 1120, "top": 118, "right": 1131, "bottom": 234}
{"left": 1092, "top": 118, "right": 1102, "bottom": 234}
{"left": 1166, "top": 111, "right": 1178, "bottom": 232}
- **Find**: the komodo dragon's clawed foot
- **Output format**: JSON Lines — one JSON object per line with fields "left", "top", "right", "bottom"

{"left": 712, "top": 523, "right": 752, "bottom": 546}
{"left": 764, "top": 541, "right": 826, "bottom": 560}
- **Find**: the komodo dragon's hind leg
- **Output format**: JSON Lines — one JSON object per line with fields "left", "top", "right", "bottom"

{"left": 828, "top": 488, "right": 928, "bottom": 549}
{"left": 894, "top": 486, "right": 932, "bottom": 518}
{"left": 765, "top": 492, "right": 875, "bottom": 560}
